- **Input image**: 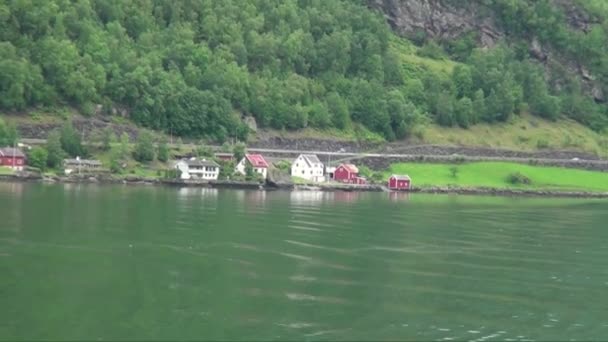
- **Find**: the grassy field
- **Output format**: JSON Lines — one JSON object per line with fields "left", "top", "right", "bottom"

{"left": 387, "top": 161, "right": 608, "bottom": 192}
{"left": 413, "top": 114, "right": 608, "bottom": 157}
{"left": 0, "top": 167, "right": 16, "bottom": 175}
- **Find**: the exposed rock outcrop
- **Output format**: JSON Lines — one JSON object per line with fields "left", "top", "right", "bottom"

{"left": 367, "top": 0, "right": 502, "bottom": 47}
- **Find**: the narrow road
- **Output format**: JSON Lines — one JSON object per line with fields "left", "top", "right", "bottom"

{"left": 18, "top": 138, "right": 608, "bottom": 167}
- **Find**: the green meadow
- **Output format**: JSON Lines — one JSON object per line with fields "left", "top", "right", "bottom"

{"left": 387, "top": 162, "right": 608, "bottom": 192}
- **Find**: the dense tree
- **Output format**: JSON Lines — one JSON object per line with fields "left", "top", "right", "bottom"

{"left": 133, "top": 131, "right": 155, "bottom": 163}
{"left": 60, "top": 120, "right": 85, "bottom": 157}
{"left": 455, "top": 97, "right": 473, "bottom": 128}
{"left": 46, "top": 131, "right": 65, "bottom": 169}
{"left": 0, "top": 119, "right": 19, "bottom": 146}
{"left": 28, "top": 147, "right": 48, "bottom": 171}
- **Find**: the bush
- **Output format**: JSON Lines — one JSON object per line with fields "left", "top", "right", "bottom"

{"left": 157, "top": 137, "right": 169, "bottom": 162}
{"left": 449, "top": 166, "right": 459, "bottom": 178}
{"left": 507, "top": 172, "right": 532, "bottom": 185}
{"left": 536, "top": 139, "right": 550, "bottom": 149}
{"left": 196, "top": 145, "right": 213, "bottom": 158}
{"left": 274, "top": 160, "right": 291, "bottom": 172}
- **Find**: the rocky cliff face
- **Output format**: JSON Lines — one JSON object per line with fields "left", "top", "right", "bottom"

{"left": 367, "top": 0, "right": 502, "bottom": 46}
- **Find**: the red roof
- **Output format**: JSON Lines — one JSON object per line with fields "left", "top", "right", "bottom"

{"left": 390, "top": 174, "right": 411, "bottom": 181}
{"left": 341, "top": 164, "right": 359, "bottom": 173}
{"left": 245, "top": 154, "right": 269, "bottom": 168}
{"left": 0, "top": 148, "right": 26, "bottom": 158}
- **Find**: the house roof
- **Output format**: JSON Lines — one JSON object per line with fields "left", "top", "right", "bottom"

{"left": 64, "top": 159, "right": 102, "bottom": 166}
{"left": 340, "top": 163, "right": 359, "bottom": 173}
{"left": 0, "top": 148, "right": 26, "bottom": 158}
{"left": 390, "top": 174, "right": 411, "bottom": 181}
{"left": 245, "top": 154, "right": 269, "bottom": 168}
{"left": 297, "top": 154, "right": 322, "bottom": 167}
{"left": 186, "top": 159, "right": 219, "bottom": 167}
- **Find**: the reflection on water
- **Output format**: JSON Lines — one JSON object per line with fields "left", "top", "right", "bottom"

{"left": 388, "top": 191, "right": 411, "bottom": 202}
{"left": 0, "top": 182, "right": 24, "bottom": 197}
{"left": 1, "top": 183, "right": 608, "bottom": 341}
{"left": 333, "top": 191, "right": 360, "bottom": 203}
{"left": 290, "top": 191, "right": 327, "bottom": 205}
{"left": 177, "top": 187, "right": 218, "bottom": 198}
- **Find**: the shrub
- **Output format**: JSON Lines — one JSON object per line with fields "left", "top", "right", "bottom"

{"left": 449, "top": 166, "right": 459, "bottom": 178}
{"left": 507, "top": 172, "right": 531, "bottom": 185}
{"left": 536, "top": 139, "right": 550, "bottom": 149}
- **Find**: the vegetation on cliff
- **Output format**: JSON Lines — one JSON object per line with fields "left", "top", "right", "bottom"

{"left": 0, "top": 0, "right": 607, "bottom": 142}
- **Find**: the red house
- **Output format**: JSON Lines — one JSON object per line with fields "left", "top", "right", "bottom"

{"left": 0, "top": 148, "right": 26, "bottom": 171}
{"left": 388, "top": 174, "right": 411, "bottom": 190}
{"left": 333, "top": 163, "right": 359, "bottom": 183}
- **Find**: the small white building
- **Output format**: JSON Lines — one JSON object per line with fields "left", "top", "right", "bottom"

{"left": 63, "top": 158, "right": 102, "bottom": 175}
{"left": 236, "top": 154, "right": 269, "bottom": 179}
{"left": 175, "top": 158, "right": 220, "bottom": 180}
{"left": 291, "top": 154, "right": 325, "bottom": 183}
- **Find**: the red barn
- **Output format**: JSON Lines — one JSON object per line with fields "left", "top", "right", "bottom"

{"left": 0, "top": 148, "right": 26, "bottom": 171}
{"left": 388, "top": 174, "right": 411, "bottom": 190}
{"left": 333, "top": 163, "right": 359, "bottom": 183}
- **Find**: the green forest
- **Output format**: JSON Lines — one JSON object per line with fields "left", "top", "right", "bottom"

{"left": 1, "top": 0, "right": 607, "bottom": 142}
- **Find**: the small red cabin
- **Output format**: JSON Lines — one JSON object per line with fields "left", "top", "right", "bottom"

{"left": 214, "top": 152, "right": 234, "bottom": 162}
{"left": 333, "top": 163, "right": 359, "bottom": 183}
{"left": 388, "top": 174, "right": 411, "bottom": 190}
{"left": 0, "top": 148, "right": 26, "bottom": 170}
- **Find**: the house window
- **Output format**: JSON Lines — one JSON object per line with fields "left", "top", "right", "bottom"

{"left": 302, "top": 170, "right": 305, "bottom": 174}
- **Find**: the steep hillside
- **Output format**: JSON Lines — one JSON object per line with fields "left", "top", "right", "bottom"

{"left": 1, "top": 0, "right": 607, "bottom": 147}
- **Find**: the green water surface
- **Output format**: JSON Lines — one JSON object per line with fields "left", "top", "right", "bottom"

{"left": 1, "top": 183, "right": 607, "bottom": 341}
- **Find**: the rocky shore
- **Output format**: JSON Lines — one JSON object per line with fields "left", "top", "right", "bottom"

{"left": 1, "top": 173, "right": 607, "bottom": 199}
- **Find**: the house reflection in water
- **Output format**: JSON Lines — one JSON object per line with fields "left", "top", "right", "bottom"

{"left": 388, "top": 191, "right": 411, "bottom": 202}
{"left": 289, "top": 191, "right": 327, "bottom": 205}
{"left": 0, "top": 182, "right": 24, "bottom": 198}
{"left": 177, "top": 187, "right": 218, "bottom": 198}
{"left": 333, "top": 191, "right": 360, "bottom": 203}
{"left": 245, "top": 190, "right": 266, "bottom": 204}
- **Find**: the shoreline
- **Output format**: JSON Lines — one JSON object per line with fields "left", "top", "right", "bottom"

{"left": 1, "top": 173, "right": 608, "bottom": 199}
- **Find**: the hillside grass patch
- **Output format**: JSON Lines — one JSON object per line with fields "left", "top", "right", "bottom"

{"left": 415, "top": 114, "right": 608, "bottom": 157}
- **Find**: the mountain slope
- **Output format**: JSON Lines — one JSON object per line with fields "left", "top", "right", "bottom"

{"left": 0, "top": 0, "right": 607, "bottom": 145}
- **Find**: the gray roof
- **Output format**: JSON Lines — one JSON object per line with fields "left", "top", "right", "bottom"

{"left": 390, "top": 174, "right": 411, "bottom": 180}
{"left": 298, "top": 154, "right": 322, "bottom": 166}
{"left": 0, "top": 148, "right": 26, "bottom": 158}
{"left": 64, "top": 159, "right": 102, "bottom": 166}
{"left": 187, "top": 159, "right": 219, "bottom": 167}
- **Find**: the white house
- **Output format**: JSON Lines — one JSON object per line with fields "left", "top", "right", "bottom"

{"left": 236, "top": 154, "right": 269, "bottom": 179}
{"left": 291, "top": 154, "right": 325, "bottom": 183}
{"left": 175, "top": 158, "right": 220, "bottom": 180}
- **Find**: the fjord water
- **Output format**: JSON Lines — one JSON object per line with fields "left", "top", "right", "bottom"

{"left": 1, "top": 183, "right": 607, "bottom": 341}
